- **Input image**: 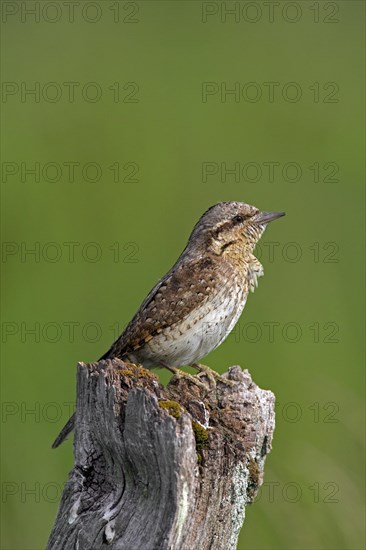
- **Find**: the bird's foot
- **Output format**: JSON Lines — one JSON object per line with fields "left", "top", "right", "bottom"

{"left": 191, "top": 363, "right": 236, "bottom": 387}
{"left": 161, "top": 363, "right": 209, "bottom": 390}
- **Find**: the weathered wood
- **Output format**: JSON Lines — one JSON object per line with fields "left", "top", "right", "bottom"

{"left": 47, "top": 359, "right": 275, "bottom": 550}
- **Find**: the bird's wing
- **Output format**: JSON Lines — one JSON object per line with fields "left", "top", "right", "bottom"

{"left": 100, "top": 255, "right": 221, "bottom": 359}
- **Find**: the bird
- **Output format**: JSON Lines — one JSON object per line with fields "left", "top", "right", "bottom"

{"left": 52, "top": 201, "right": 285, "bottom": 448}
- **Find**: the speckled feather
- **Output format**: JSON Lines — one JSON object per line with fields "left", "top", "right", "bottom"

{"left": 102, "top": 256, "right": 218, "bottom": 355}
{"left": 101, "top": 255, "right": 244, "bottom": 362}
{"left": 100, "top": 201, "right": 275, "bottom": 367}
{"left": 52, "top": 201, "right": 285, "bottom": 448}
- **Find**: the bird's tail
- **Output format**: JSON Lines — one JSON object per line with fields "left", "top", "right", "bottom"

{"left": 51, "top": 413, "right": 75, "bottom": 449}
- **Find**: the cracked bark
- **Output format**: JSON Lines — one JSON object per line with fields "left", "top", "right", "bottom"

{"left": 47, "top": 359, "right": 275, "bottom": 550}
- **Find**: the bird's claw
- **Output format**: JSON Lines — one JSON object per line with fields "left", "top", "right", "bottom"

{"left": 191, "top": 363, "right": 236, "bottom": 387}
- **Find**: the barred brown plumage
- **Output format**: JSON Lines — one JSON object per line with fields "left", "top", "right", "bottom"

{"left": 52, "top": 201, "right": 285, "bottom": 448}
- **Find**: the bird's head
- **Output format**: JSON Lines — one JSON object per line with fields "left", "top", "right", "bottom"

{"left": 189, "top": 201, "right": 285, "bottom": 256}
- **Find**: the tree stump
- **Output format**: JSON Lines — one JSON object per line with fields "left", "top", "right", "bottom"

{"left": 47, "top": 359, "right": 275, "bottom": 550}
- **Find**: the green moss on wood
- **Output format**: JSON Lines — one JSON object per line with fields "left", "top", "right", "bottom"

{"left": 192, "top": 421, "right": 209, "bottom": 463}
{"left": 159, "top": 400, "right": 182, "bottom": 419}
{"left": 121, "top": 369, "right": 134, "bottom": 377}
{"left": 118, "top": 364, "right": 157, "bottom": 380}
{"left": 136, "top": 367, "right": 156, "bottom": 379}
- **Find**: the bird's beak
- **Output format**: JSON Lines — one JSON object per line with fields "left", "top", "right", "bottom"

{"left": 254, "top": 211, "right": 286, "bottom": 224}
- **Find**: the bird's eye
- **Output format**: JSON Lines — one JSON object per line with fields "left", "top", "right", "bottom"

{"left": 232, "top": 215, "right": 244, "bottom": 224}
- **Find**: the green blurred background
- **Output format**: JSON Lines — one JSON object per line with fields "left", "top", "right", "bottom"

{"left": 1, "top": 1, "right": 365, "bottom": 548}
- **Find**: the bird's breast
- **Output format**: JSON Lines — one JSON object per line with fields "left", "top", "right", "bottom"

{"left": 130, "top": 273, "right": 249, "bottom": 367}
